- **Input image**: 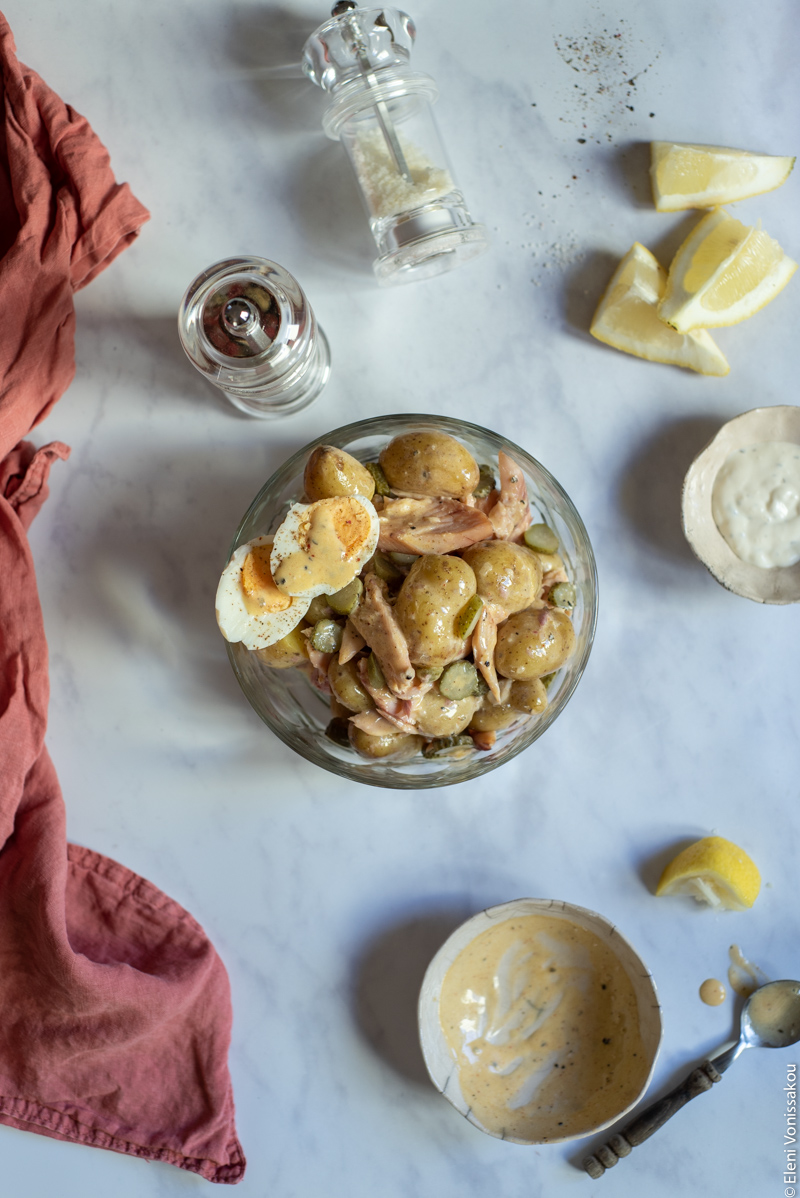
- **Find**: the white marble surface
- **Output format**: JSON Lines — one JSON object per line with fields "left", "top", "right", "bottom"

{"left": 3, "top": 0, "right": 799, "bottom": 1194}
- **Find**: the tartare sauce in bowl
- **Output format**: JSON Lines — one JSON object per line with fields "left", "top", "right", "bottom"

{"left": 711, "top": 441, "right": 800, "bottom": 568}
{"left": 682, "top": 406, "right": 800, "bottom": 603}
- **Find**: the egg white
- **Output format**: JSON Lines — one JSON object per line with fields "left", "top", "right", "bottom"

{"left": 216, "top": 535, "right": 310, "bottom": 650}
{"left": 270, "top": 496, "right": 379, "bottom": 599}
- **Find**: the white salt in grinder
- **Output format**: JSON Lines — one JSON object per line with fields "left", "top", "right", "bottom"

{"left": 302, "top": 2, "right": 489, "bottom": 285}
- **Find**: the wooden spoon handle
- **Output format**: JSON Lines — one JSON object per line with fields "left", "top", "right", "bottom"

{"left": 582, "top": 1059, "right": 722, "bottom": 1178}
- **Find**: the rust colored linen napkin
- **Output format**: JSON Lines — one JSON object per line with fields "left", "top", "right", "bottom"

{"left": 0, "top": 14, "right": 245, "bottom": 1183}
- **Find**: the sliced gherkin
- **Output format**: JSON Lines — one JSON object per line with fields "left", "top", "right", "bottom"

{"left": 422, "top": 734, "right": 474, "bottom": 759}
{"left": 439, "top": 660, "right": 481, "bottom": 700}
{"left": 370, "top": 550, "right": 404, "bottom": 584}
{"left": 306, "top": 594, "right": 333, "bottom": 624}
{"left": 472, "top": 463, "right": 496, "bottom": 498}
{"left": 549, "top": 581, "right": 576, "bottom": 608}
{"left": 416, "top": 664, "right": 444, "bottom": 682}
{"left": 524, "top": 523, "right": 560, "bottom": 554}
{"left": 367, "top": 651, "right": 386, "bottom": 690}
{"left": 311, "top": 619, "right": 344, "bottom": 654}
{"left": 455, "top": 594, "right": 483, "bottom": 639}
{"left": 328, "top": 576, "right": 363, "bottom": 615}
{"left": 365, "top": 461, "right": 391, "bottom": 496}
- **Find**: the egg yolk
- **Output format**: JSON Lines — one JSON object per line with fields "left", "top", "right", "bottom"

{"left": 241, "top": 545, "right": 292, "bottom": 616}
{"left": 330, "top": 498, "right": 373, "bottom": 557}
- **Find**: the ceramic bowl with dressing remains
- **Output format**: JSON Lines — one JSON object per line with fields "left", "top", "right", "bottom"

{"left": 417, "top": 898, "right": 662, "bottom": 1145}
{"left": 682, "top": 405, "right": 800, "bottom": 604}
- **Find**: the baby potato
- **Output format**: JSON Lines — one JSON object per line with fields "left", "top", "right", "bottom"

{"left": 495, "top": 603, "right": 575, "bottom": 680}
{"left": 413, "top": 688, "right": 480, "bottom": 737}
{"left": 461, "top": 540, "right": 542, "bottom": 613}
{"left": 304, "top": 445, "right": 376, "bottom": 502}
{"left": 509, "top": 678, "right": 548, "bottom": 714}
{"left": 348, "top": 724, "right": 425, "bottom": 760}
{"left": 327, "top": 657, "right": 373, "bottom": 713}
{"left": 379, "top": 431, "right": 480, "bottom": 499}
{"left": 533, "top": 550, "right": 567, "bottom": 578}
{"left": 254, "top": 624, "right": 309, "bottom": 668}
{"left": 469, "top": 701, "right": 524, "bottom": 732}
{"left": 395, "top": 554, "right": 477, "bottom": 668}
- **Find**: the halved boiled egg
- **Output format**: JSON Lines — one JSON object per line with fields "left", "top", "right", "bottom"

{"left": 270, "top": 495, "right": 379, "bottom": 599}
{"left": 216, "top": 535, "right": 310, "bottom": 650}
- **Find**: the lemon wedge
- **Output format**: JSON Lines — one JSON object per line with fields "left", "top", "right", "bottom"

{"left": 590, "top": 242, "right": 729, "bottom": 375}
{"left": 658, "top": 208, "right": 797, "bottom": 332}
{"left": 656, "top": 836, "right": 761, "bottom": 911}
{"left": 651, "top": 142, "right": 795, "bottom": 212}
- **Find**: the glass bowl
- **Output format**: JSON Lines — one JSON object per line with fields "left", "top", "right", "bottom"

{"left": 225, "top": 414, "right": 598, "bottom": 789}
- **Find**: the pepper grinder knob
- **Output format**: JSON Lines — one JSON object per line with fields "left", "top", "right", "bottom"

{"left": 220, "top": 297, "right": 274, "bottom": 354}
{"left": 222, "top": 298, "right": 259, "bottom": 334}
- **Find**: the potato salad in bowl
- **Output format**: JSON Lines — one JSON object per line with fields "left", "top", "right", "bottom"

{"left": 218, "top": 415, "right": 598, "bottom": 789}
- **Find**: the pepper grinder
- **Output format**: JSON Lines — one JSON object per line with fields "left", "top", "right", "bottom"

{"left": 178, "top": 257, "right": 331, "bottom": 418}
{"left": 302, "top": 2, "right": 489, "bottom": 285}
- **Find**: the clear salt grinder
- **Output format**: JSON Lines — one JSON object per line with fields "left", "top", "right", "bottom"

{"left": 302, "top": 2, "right": 489, "bottom": 285}
{"left": 178, "top": 257, "right": 331, "bottom": 418}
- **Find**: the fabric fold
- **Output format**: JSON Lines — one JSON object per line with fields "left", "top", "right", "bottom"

{"left": 0, "top": 12, "right": 244, "bottom": 1184}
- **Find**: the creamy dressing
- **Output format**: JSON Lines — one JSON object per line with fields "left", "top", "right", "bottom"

{"left": 712, "top": 441, "right": 800, "bottom": 568}
{"left": 437, "top": 914, "right": 647, "bottom": 1142}
{"left": 728, "top": 944, "right": 770, "bottom": 999}
{"left": 699, "top": 978, "right": 726, "bottom": 1006}
{"left": 748, "top": 984, "right": 800, "bottom": 1044}
{"left": 273, "top": 500, "right": 371, "bottom": 594}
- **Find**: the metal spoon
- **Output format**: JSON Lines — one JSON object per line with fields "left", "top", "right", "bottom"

{"left": 584, "top": 979, "right": 800, "bottom": 1178}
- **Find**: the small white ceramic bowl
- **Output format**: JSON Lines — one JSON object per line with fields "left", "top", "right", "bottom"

{"left": 418, "top": 898, "right": 662, "bottom": 1145}
{"left": 682, "top": 405, "right": 800, "bottom": 604}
